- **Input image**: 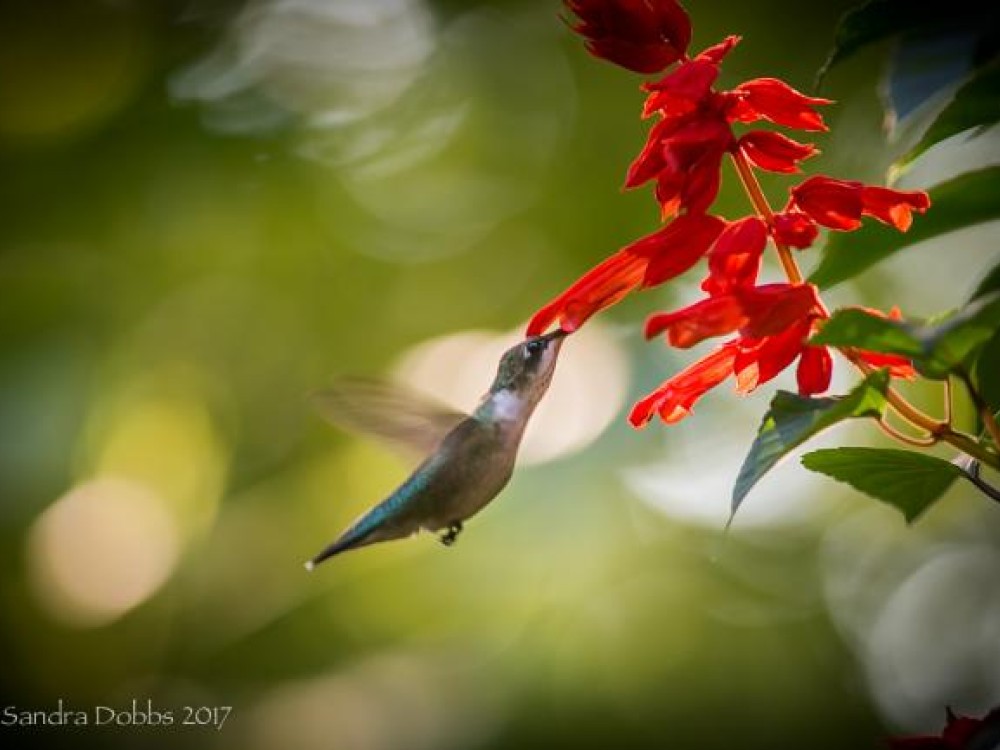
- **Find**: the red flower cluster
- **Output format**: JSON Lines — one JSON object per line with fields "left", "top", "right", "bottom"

{"left": 528, "top": 0, "right": 929, "bottom": 427}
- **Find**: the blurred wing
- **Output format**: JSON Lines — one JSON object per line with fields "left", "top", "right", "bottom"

{"left": 310, "top": 378, "right": 469, "bottom": 455}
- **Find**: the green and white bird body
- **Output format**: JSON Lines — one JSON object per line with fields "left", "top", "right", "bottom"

{"left": 306, "top": 329, "right": 566, "bottom": 568}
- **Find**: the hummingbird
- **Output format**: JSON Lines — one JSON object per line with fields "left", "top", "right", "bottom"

{"left": 305, "top": 328, "right": 567, "bottom": 568}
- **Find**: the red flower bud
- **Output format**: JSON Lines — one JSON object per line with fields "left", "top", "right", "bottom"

{"left": 771, "top": 211, "right": 819, "bottom": 249}
{"left": 565, "top": 0, "right": 692, "bottom": 74}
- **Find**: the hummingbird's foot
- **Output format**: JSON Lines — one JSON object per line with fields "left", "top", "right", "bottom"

{"left": 439, "top": 521, "right": 463, "bottom": 547}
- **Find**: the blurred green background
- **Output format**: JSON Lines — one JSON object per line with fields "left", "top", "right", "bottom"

{"left": 2, "top": 0, "right": 999, "bottom": 748}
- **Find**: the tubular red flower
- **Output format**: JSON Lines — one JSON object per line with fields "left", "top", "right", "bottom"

{"left": 629, "top": 342, "right": 738, "bottom": 426}
{"left": 645, "top": 295, "right": 745, "bottom": 346}
{"left": 643, "top": 213, "right": 727, "bottom": 286}
{"left": 789, "top": 176, "right": 865, "bottom": 230}
{"left": 646, "top": 282, "right": 819, "bottom": 347}
{"left": 796, "top": 345, "right": 832, "bottom": 395}
{"left": 526, "top": 214, "right": 726, "bottom": 336}
{"left": 771, "top": 210, "right": 819, "bottom": 249}
{"left": 526, "top": 248, "right": 647, "bottom": 335}
{"left": 860, "top": 185, "right": 931, "bottom": 231}
{"left": 790, "top": 176, "right": 931, "bottom": 232}
{"left": 565, "top": 0, "right": 692, "bottom": 74}
{"left": 734, "top": 317, "right": 813, "bottom": 394}
{"left": 730, "top": 78, "right": 832, "bottom": 131}
{"left": 737, "top": 283, "right": 821, "bottom": 338}
{"left": 737, "top": 130, "right": 819, "bottom": 173}
{"left": 701, "top": 216, "right": 767, "bottom": 296}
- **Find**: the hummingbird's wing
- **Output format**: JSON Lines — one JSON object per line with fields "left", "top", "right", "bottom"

{"left": 310, "top": 378, "right": 469, "bottom": 456}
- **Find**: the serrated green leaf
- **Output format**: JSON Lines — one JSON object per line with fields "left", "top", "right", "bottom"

{"left": 731, "top": 371, "right": 889, "bottom": 516}
{"left": 809, "top": 167, "right": 1000, "bottom": 289}
{"left": 898, "top": 59, "right": 1000, "bottom": 168}
{"left": 801, "top": 447, "right": 963, "bottom": 521}
{"left": 812, "top": 293, "right": 1000, "bottom": 379}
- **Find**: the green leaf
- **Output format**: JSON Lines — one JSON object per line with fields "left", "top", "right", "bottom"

{"left": 731, "top": 371, "right": 889, "bottom": 516}
{"left": 884, "top": 29, "right": 977, "bottom": 137}
{"left": 811, "top": 293, "right": 1000, "bottom": 379}
{"left": 970, "top": 260, "right": 1000, "bottom": 414}
{"left": 971, "top": 258, "right": 1000, "bottom": 301}
{"left": 801, "top": 447, "right": 963, "bottom": 522}
{"left": 898, "top": 59, "right": 1000, "bottom": 168}
{"left": 816, "top": 0, "right": 992, "bottom": 85}
{"left": 974, "top": 332, "right": 1000, "bottom": 414}
{"left": 809, "top": 167, "right": 1000, "bottom": 289}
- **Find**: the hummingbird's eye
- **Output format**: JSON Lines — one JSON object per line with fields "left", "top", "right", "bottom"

{"left": 523, "top": 339, "right": 545, "bottom": 359}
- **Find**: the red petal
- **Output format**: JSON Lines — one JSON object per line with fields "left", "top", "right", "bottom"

{"left": 854, "top": 349, "right": 917, "bottom": 379}
{"left": 701, "top": 216, "right": 768, "bottom": 296}
{"left": 526, "top": 247, "right": 647, "bottom": 336}
{"left": 738, "top": 130, "right": 819, "bottom": 173}
{"left": 645, "top": 295, "right": 747, "bottom": 347}
{"left": 790, "top": 175, "right": 864, "bottom": 231}
{"left": 771, "top": 210, "right": 819, "bottom": 249}
{"left": 566, "top": 0, "right": 692, "bottom": 74}
{"left": 796, "top": 345, "right": 832, "bottom": 395}
{"left": 625, "top": 117, "right": 675, "bottom": 188}
{"left": 643, "top": 59, "right": 718, "bottom": 118}
{"left": 737, "top": 283, "right": 820, "bottom": 338}
{"left": 696, "top": 35, "right": 741, "bottom": 65}
{"left": 629, "top": 342, "right": 738, "bottom": 426}
{"left": 860, "top": 185, "right": 931, "bottom": 231}
{"left": 643, "top": 213, "right": 727, "bottom": 287}
{"left": 734, "top": 318, "right": 811, "bottom": 393}
{"left": 731, "top": 78, "right": 832, "bottom": 131}
{"left": 682, "top": 148, "right": 725, "bottom": 215}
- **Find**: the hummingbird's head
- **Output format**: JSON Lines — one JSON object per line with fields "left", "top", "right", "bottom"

{"left": 488, "top": 328, "right": 568, "bottom": 410}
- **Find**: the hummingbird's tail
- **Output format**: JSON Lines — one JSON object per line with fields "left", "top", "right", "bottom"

{"left": 304, "top": 529, "right": 373, "bottom": 570}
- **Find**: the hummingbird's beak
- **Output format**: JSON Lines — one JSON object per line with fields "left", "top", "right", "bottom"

{"left": 541, "top": 328, "right": 569, "bottom": 343}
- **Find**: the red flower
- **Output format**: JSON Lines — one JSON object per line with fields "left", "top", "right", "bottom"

{"left": 643, "top": 213, "right": 727, "bottom": 286}
{"left": 730, "top": 78, "right": 832, "bottom": 131}
{"left": 861, "top": 185, "right": 932, "bottom": 231}
{"left": 790, "top": 176, "right": 931, "bottom": 232}
{"left": 737, "top": 130, "right": 819, "bottom": 173}
{"left": 701, "top": 216, "right": 767, "bottom": 296}
{"left": 629, "top": 341, "right": 738, "bottom": 425}
{"left": 771, "top": 210, "right": 819, "bottom": 249}
{"left": 565, "top": 0, "right": 692, "bottom": 74}
{"left": 734, "top": 317, "right": 816, "bottom": 394}
{"left": 626, "top": 112, "right": 733, "bottom": 218}
{"left": 796, "top": 344, "right": 833, "bottom": 395}
{"left": 526, "top": 213, "right": 725, "bottom": 336}
{"left": 641, "top": 35, "right": 740, "bottom": 118}
{"left": 645, "top": 282, "right": 820, "bottom": 348}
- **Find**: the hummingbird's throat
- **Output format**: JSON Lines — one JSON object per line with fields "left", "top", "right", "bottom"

{"left": 486, "top": 389, "right": 527, "bottom": 422}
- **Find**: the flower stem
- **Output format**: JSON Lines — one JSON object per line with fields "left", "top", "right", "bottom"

{"left": 957, "top": 370, "right": 1000, "bottom": 449}
{"left": 728, "top": 148, "right": 1000, "bottom": 471}
{"left": 730, "top": 149, "right": 803, "bottom": 284}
